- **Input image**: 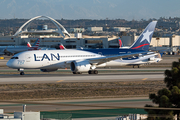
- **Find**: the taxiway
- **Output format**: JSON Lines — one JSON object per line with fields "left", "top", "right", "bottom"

{"left": 0, "top": 71, "right": 164, "bottom": 84}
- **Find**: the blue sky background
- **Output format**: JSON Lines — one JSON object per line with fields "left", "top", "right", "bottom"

{"left": 0, "top": 0, "right": 180, "bottom": 20}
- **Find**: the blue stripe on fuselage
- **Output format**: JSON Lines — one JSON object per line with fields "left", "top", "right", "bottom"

{"left": 82, "top": 48, "right": 145, "bottom": 56}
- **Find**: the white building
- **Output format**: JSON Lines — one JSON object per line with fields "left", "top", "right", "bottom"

{"left": 87, "top": 27, "right": 103, "bottom": 32}
{"left": 112, "top": 27, "right": 131, "bottom": 32}
{"left": 69, "top": 28, "right": 85, "bottom": 33}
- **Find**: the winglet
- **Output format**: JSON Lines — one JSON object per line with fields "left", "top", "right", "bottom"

{"left": 27, "top": 42, "right": 32, "bottom": 48}
{"left": 118, "top": 37, "right": 123, "bottom": 48}
{"left": 59, "top": 44, "right": 66, "bottom": 50}
{"left": 130, "top": 21, "right": 157, "bottom": 51}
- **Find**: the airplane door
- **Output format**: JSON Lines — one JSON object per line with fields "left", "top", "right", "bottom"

{"left": 25, "top": 54, "right": 31, "bottom": 62}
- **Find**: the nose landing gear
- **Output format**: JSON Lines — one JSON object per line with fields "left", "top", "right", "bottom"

{"left": 18, "top": 68, "right": 25, "bottom": 75}
{"left": 20, "top": 71, "right": 24, "bottom": 75}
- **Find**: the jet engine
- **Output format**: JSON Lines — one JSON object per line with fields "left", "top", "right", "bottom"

{"left": 40, "top": 69, "right": 58, "bottom": 72}
{"left": 70, "top": 60, "right": 91, "bottom": 72}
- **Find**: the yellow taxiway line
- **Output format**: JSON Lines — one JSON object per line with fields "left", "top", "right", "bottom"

{"left": 56, "top": 80, "right": 64, "bottom": 83}
{"left": 142, "top": 78, "right": 148, "bottom": 80}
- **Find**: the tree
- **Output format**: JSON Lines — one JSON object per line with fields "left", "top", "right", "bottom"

{"left": 145, "top": 59, "right": 180, "bottom": 120}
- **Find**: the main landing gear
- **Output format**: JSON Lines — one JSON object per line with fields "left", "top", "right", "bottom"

{"left": 133, "top": 65, "right": 140, "bottom": 68}
{"left": 88, "top": 70, "right": 98, "bottom": 74}
{"left": 18, "top": 68, "right": 25, "bottom": 75}
{"left": 73, "top": 72, "right": 82, "bottom": 74}
{"left": 72, "top": 70, "right": 98, "bottom": 74}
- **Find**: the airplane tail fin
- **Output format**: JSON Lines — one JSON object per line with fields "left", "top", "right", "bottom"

{"left": 27, "top": 42, "right": 32, "bottom": 48}
{"left": 32, "top": 38, "right": 41, "bottom": 48}
{"left": 118, "top": 37, "right": 123, "bottom": 48}
{"left": 59, "top": 44, "right": 66, "bottom": 50}
{"left": 130, "top": 21, "right": 157, "bottom": 51}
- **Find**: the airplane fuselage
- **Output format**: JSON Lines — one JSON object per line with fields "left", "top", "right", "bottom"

{"left": 7, "top": 49, "right": 161, "bottom": 70}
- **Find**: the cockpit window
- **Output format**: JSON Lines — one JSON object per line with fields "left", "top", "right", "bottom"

{"left": 11, "top": 57, "right": 19, "bottom": 59}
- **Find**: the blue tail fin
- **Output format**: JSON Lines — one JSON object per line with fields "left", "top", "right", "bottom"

{"left": 32, "top": 38, "right": 40, "bottom": 47}
{"left": 130, "top": 21, "right": 157, "bottom": 51}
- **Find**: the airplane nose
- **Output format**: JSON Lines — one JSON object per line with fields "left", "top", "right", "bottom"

{"left": 6, "top": 60, "right": 14, "bottom": 68}
{"left": 6, "top": 60, "right": 11, "bottom": 67}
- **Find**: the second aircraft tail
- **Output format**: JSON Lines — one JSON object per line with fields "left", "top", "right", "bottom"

{"left": 130, "top": 21, "right": 157, "bottom": 51}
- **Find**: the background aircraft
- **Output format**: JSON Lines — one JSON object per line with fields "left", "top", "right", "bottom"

{"left": 59, "top": 44, "right": 66, "bottom": 50}
{"left": 118, "top": 37, "right": 123, "bottom": 48}
{"left": 4, "top": 38, "right": 41, "bottom": 55}
{"left": 0, "top": 47, "right": 6, "bottom": 55}
{"left": 118, "top": 37, "right": 130, "bottom": 49}
{"left": 27, "top": 38, "right": 40, "bottom": 50}
{"left": 6, "top": 21, "right": 161, "bottom": 75}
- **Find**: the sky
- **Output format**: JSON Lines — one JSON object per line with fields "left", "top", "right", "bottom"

{"left": 0, "top": 0, "right": 180, "bottom": 20}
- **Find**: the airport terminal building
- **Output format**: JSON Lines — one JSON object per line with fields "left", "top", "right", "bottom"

{"left": 0, "top": 16, "right": 180, "bottom": 49}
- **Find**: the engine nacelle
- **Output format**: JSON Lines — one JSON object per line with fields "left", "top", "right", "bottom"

{"left": 148, "top": 57, "right": 155, "bottom": 61}
{"left": 70, "top": 60, "right": 91, "bottom": 72}
{"left": 40, "top": 69, "right": 58, "bottom": 72}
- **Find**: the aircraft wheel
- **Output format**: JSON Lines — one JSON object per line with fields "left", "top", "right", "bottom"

{"left": 94, "top": 70, "right": 98, "bottom": 74}
{"left": 20, "top": 71, "right": 24, "bottom": 75}
{"left": 88, "top": 70, "right": 93, "bottom": 74}
{"left": 88, "top": 70, "right": 98, "bottom": 74}
{"left": 73, "top": 72, "right": 77, "bottom": 74}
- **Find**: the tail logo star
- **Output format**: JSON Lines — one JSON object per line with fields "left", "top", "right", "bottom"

{"left": 140, "top": 30, "right": 153, "bottom": 43}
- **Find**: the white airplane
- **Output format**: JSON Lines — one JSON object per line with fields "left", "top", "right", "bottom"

{"left": 7, "top": 21, "right": 161, "bottom": 75}
{"left": 4, "top": 38, "right": 41, "bottom": 55}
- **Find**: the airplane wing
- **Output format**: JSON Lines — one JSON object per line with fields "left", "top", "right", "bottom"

{"left": 63, "top": 51, "right": 148, "bottom": 66}
{"left": 87, "top": 51, "right": 148, "bottom": 65}
{"left": 4, "top": 49, "right": 15, "bottom": 54}
{"left": 0, "top": 51, "right": 4, "bottom": 55}
{"left": 125, "top": 53, "right": 161, "bottom": 64}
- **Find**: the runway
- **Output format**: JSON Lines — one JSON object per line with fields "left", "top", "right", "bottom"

{"left": 0, "top": 71, "right": 164, "bottom": 84}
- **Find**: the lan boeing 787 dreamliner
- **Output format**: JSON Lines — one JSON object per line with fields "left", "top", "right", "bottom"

{"left": 7, "top": 21, "right": 161, "bottom": 75}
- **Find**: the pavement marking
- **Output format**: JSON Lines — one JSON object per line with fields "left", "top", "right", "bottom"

{"left": 56, "top": 80, "right": 64, "bottom": 83}
{"left": 142, "top": 78, "right": 148, "bottom": 80}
